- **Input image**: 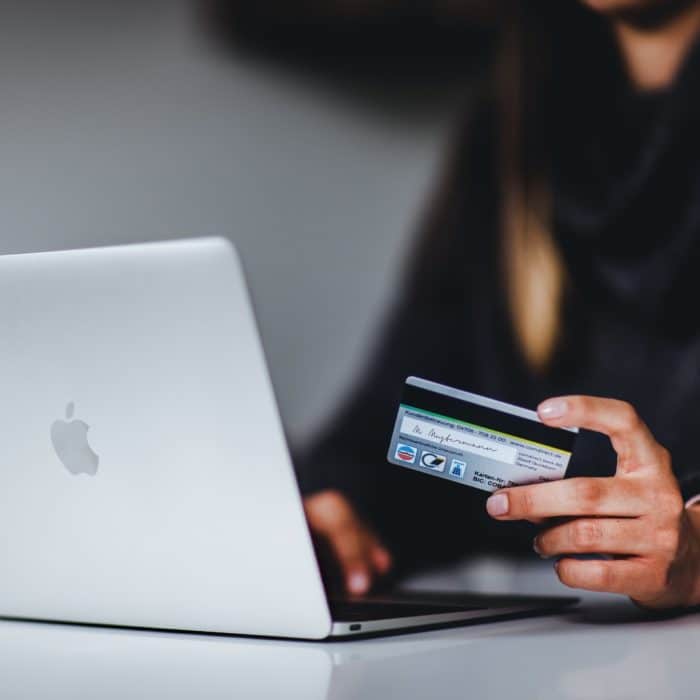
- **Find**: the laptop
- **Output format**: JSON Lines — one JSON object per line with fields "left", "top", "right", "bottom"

{"left": 0, "top": 238, "right": 577, "bottom": 639}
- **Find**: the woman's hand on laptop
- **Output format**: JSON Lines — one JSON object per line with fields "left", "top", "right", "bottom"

{"left": 486, "top": 395, "right": 700, "bottom": 610}
{"left": 304, "top": 490, "right": 393, "bottom": 597}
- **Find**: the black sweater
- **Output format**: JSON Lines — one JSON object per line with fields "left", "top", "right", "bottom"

{"left": 297, "top": 26, "right": 700, "bottom": 574}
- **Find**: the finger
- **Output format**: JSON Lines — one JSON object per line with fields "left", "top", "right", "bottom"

{"left": 325, "top": 523, "right": 377, "bottom": 595}
{"left": 303, "top": 491, "right": 377, "bottom": 595}
{"left": 555, "top": 557, "right": 659, "bottom": 599}
{"left": 370, "top": 540, "right": 393, "bottom": 575}
{"left": 486, "top": 477, "right": 646, "bottom": 520}
{"left": 303, "top": 490, "right": 357, "bottom": 535}
{"left": 537, "top": 396, "right": 665, "bottom": 472}
{"left": 535, "top": 518, "right": 649, "bottom": 557}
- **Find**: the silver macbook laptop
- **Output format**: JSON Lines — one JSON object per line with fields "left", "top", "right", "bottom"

{"left": 0, "top": 238, "right": 577, "bottom": 639}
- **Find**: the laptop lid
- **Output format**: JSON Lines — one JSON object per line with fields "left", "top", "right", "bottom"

{"left": 0, "top": 237, "right": 332, "bottom": 639}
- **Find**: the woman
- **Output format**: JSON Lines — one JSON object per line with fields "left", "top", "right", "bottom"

{"left": 223, "top": 0, "right": 700, "bottom": 609}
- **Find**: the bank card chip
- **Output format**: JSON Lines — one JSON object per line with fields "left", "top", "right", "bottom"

{"left": 387, "top": 377, "right": 578, "bottom": 493}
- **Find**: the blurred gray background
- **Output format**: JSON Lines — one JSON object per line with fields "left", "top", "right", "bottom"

{"left": 0, "top": 0, "right": 462, "bottom": 448}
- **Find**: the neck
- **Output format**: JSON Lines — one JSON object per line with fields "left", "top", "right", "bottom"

{"left": 612, "top": 2, "right": 700, "bottom": 90}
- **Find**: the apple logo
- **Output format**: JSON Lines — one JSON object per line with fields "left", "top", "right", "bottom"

{"left": 51, "top": 402, "right": 100, "bottom": 476}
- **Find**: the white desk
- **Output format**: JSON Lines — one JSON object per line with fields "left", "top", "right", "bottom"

{"left": 3, "top": 559, "right": 698, "bottom": 700}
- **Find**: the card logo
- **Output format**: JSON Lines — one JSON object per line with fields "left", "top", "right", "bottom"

{"left": 420, "top": 451, "right": 446, "bottom": 472}
{"left": 450, "top": 459, "right": 467, "bottom": 479}
{"left": 395, "top": 443, "right": 417, "bottom": 464}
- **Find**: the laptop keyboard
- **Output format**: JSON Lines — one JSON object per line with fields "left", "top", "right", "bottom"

{"left": 330, "top": 599, "right": 481, "bottom": 622}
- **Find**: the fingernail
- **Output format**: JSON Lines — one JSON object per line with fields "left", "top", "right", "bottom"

{"left": 486, "top": 493, "right": 509, "bottom": 517}
{"left": 538, "top": 398, "right": 568, "bottom": 420}
{"left": 348, "top": 572, "right": 369, "bottom": 595}
{"left": 533, "top": 537, "right": 550, "bottom": 559}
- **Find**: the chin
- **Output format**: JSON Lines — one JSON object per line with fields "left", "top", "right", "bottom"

{"left": 582, "top": 0, "right": 653, "bottom": 9}
{"left": 579, "top": 0, "right": 695, "bottom": 17}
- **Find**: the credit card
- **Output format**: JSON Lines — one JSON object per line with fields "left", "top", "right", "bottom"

{"left": 387, "top": 377, "right": 578, "bottom": 493}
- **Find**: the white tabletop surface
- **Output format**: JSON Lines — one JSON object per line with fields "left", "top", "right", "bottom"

{"left": 3, "top": 557, "right": 699, "bottom": 700}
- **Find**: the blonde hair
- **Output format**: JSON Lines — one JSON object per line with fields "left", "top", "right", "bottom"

{"left": 498, "top": 7, "right": 565, "bottom": 373}
{"left": 503, "top": 185, "right": 565, "bottom": 372}
{"left": 408, "top": 6, "right": 565, "bottom": 373}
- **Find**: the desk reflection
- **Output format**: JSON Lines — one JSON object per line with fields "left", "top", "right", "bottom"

{"left": 2, "top": 600, "right": 699, "bottom": 700}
